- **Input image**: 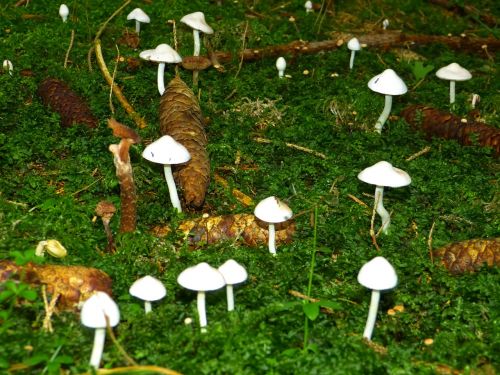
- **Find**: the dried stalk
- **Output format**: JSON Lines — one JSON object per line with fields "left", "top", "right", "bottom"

{"left": 63, "top": 29, "right": 75, "bottom": 69}
{"left": 253, "top": 136, "right": 327, "bottom": 159}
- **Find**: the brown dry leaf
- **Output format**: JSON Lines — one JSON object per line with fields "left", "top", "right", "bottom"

{"left": 0, "top": 260, "right": 113, "bottom": 311}
{"left": 159, "top": 76, "right": 210, "bottom": 209}
{"left": 38, "top": 78, "right": 98, "bottom": 128}
{"left": 433, "top": 238, "right": 500, "bottom": 274}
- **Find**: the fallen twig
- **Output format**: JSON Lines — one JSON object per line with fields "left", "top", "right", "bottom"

{"left": 406, "top": 146, "right": 431, "bottom": 161}
{"left": 347, "top": 194, "right": 369, "bottom": 208}
{"left": 63, "top": 29, "right": 75, "bottom": 69}
{"left": 428, "top": 221, "right": 436, "bottom": 264}
{"left": 254, "top": 136, "right": 327, "bottom": 159}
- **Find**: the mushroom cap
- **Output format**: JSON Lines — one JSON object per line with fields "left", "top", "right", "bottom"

{"left": 435, "top": 62, "right": 471, "bottom": 81}
{"left": 358, "top": 161, "right": 411, "bottom": 188}
{"left": 276, "top": 57, "right": 286, "bottom": 70}
{"left": 142, "top": 135, "right": 191, "bottom": 165}
{"left": 357, "top": 256, "right": 398, "bottom": 291}
{"left": 218, "top": 259, "right": 248, "bottom": 285}
{"left": 347, "top": 37, "right": 361, "bottom": 51}
{"left": 177, "top": 262, "right": 226, "bottom": 292}
{"left": 81, "top": 292, "right": 120, "bottom": 328}
{"left": 59, "top": 4, "right": 69, "bottom": 17}
{"left": 129, "top": 275, "right": 167, "bottom": 302}
{"left": 95, "top": 200, "right": 116, "bottom": 218}
{"left": 127, "top": 8, "right": 150, "bottom": 23}
{"left": 180, "top": 11, "right": 214, "bottom": 34}
{"left": 368, "top": 68, "right": 407, "bottom": 96}
{"left": 254, "top": 196, "right": 293, "bottom": 224}
{"left": 139, "top": 44, "right": 182, "bottom": 64}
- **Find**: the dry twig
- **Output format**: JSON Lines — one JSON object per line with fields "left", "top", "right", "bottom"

{"left": 63, "top": 29, "right": 75, "bottom": 69}
{"left": 253, "top": 137, "right": 327, "bottom": 159}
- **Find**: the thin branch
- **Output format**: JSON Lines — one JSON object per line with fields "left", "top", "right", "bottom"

{"left": 254, "top": 136, "right": 327, "bottom": 159}
{"left": 63, "top": 29, "right": 75, "bottom": 69}
{"left": 406, "top": 146, "right": 431, "bottom": 162}
{"left": 428, "top": 221, "right": 436, "bottom": 264}
{"left": 234, "top": 21, "right": 249, "bottom": 79}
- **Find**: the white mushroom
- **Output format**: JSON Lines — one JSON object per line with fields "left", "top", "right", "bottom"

{"left": 180, "top": 12, "right": 214, "bottom": 57}
{"left": 382, "top": 19, "right": 389, "bottom": 30}
{"left": 80, "top": 292, "right": 120, "bottom": 369}
{"left": 305, "top": 1, "right": 313, "bottom": 13}
{"left": 276, "top": 57, "right": 286, "bottom": 78}
{"left": 358, "top": 161, "right": 411, "bottom": 234}
{"left": 35, "top": 239, "right": 67, "bottom": 258}
{"left": 3, "top": 60, "right": 13, "bottom": 75}
{"left": 127, "top": 8, "right": 150, "bottom": 35}
{"left": 129, "top": 275, "right": 167, "bottom": 314}
{"left": 435, "top": 63, "right": 472, "bottom": 104}
{"left": 59, "top": 4, "right": 69, "bottom": 22}
{"left": 357, "top": 256, "right": 398, "bottom": 340}
{"left": 254, "top": 196, "right": 293, "bottom": 255}
{"left": 347, "top": 38, "right": 361, "bottom": 70}
{"left": 142, "top": 135, "right": 191, "bottom": 213}
{"left": 217, "top": 260, "right": 248, "bottom": 311}
{"left": 177, "top": 262, "right": 226, "bottom": 332}
{"left": 139, "top": 44, "right": 182, "bottom": 95}
{"left": 367, "top": 69, "right": 407, "bottom": 134}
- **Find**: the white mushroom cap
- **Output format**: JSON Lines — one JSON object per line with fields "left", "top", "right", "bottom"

{"left": 368, "top": 69, "right": 407, "bottom": 96}
{"left": 358, "top": 161, "right": 411, "bottom": 188}
{"left": 180, "top": 12, "right": 214, "bottom": 34}
{"left": 59, "top": 4, "right": 69, "bottom": 19}
{"left": 347, "top": 37, "right": 361, "bottom": 51}
{"left": 127, "top": 8, "right": 150, "bottom": 24}
{"left": 357, "top": 256, "right": 398, "bottom": 291}
{"left": 139, "top": 44, "right": 182, "bottom": 64}
{"left": 177, "top": 262, "right": 226, "bottom": 292}
{"left": 435, "top": 62, "right": 471, "bottom": 81}
{"left": 129, "top": 275, "right": 167, "bottom": 302}
{"left": 254, "top": 196, "right": 293, "bottom": 224}
{"left": 81, "top": 292, "right": 120, "bottom": 328}
{"left": 142, "top": 135, "right": 191, "bottom": 165}
{"left": 218, "top": 260, "right": 248, "bottom": 285}
{"left": 276, "top": 57, "right": 286, "bottom": 71}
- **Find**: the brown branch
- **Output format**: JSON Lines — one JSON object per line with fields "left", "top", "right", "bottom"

{"left": 428, "top": 0, "right": 498, "bottom": 28}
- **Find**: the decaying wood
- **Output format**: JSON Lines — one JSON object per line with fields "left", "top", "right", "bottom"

{"left": 428, "top": 0, "right": 498, "bottom": 28}
{"left": 0, "top": 260, "right": 113, "bottom": 311}
{"left": 401, "top": 105, "right": 500, "bottom": 156}
{"left": 159, "top": 76, "right": 210, "bottom": 210}
{"left": 108, "top": 119, "right": 141, "bottom": 233}
{"left": 434, "top": 238, "right": 500, "bottom": 274}
{"left": 152, "top": 213, "right": 295, "bottom": 248}
{"left": 183, "top": 31, "right": 500, "bottom": 71}
{"left": 37, "top": 78, "right": 98, "bottom": 128}
{"left": 214, "top": 173, "right": 254, "bottom": 207}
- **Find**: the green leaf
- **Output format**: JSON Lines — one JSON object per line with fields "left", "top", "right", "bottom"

{"left": 20, "top": 289, "right": 38, "bottom": 301}
{"left": 23, "top": 354, "right": 49, "bottom": 366}
{"left": 411, "top": 61, "right": 434, "bottom": 81}
{"left": 303, "top": 301, "right": 320, "bottom": 321}
{"left": 318, "top": 299, "right": 342, "bottom": 310}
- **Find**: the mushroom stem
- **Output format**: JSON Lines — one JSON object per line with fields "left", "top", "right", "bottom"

{"left": 163, "top": 164, "right": 182, "bottom": 212}
{"left": 157, "top": 62, "right": 166, "bottom": 95}
{"left": 193, "top": 30, "right": 201, "bottom": 56}
{"left": 226, "top": 284, "right": 235, "bottom": 311}
{"left": 374, "top": 95, "right": 393, "bottom": 134}
{"left": 197, "top": 291, "right": 207, "bottom": 332}
{"left": 363, "top": 290, "right": 381, "bottom": 340}
{"left": 349, "top": 50, "right": 356, "bottom": 70}
{"left": 135, "top": 21, "right": 141, "bottom": 35}
{"left": 449, "top": 80, "right": 456, "bottom": 104}
{"left": 89, "top": 327, "right": 106, "bottom": 369}
{"left": 374, "top": 186, "right": 390, "bottom": 234}
{"left": 144, "top": 301, "right": 152, "bottom": 314}
{"left": 268, "top": 223, "right": 277, "bottom": 255}
{"left": 102, "top": 218, "right": 115, "bottom": 253}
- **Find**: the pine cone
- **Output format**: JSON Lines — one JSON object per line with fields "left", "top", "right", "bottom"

{"left": 38, "top": 78, "right": 98, "bottom": 128}
{"left": 159, "top": 76, "right": 210, "bottom": 209}
{"left": 434, "top": 238, "right": 500, "bottom": 274}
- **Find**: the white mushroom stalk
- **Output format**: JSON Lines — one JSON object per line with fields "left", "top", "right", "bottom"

{"left": 367, "top": 69, "right": 407, "bottom": 134}
{"left": 142, "top": 135, "right": 191, "bottom": 213}
{"left": 347, "top": 38, "right": 361, "bottom": 70}
{"left": 374, "top": 186, "right": 390, "bottom": 233}
{"left": 218, "top": 260, "right": 248, "bottom": 311}
{"left": 254, "top": 196, "right": 293, "bottom": 255}
{"left": 357, "top": 257, "right": 398, "bottom": 340}
{"left": 435, "top": 63, "right": 472, "bottom": 105}
{"left": 139, "top": 44, "right": 182, "bottom": 95}
{"left": 59, "top": 4, "right": 69, "bottom": 22}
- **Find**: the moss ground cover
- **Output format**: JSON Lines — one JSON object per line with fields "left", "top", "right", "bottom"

{"left": 0, "top": 0, "right": 499, "bottom": 373}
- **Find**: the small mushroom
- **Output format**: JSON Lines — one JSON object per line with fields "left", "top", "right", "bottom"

{"left": 142, "top": 135, "right": 191, "bottom": 213}
{"left": 347, "top": 38, "right": 361, "bottom": 70}
{"left": 80, "top": 292, "right": 120, "bottom": 369}
{"left": 435, "top": 63, "right": 472, "bottom": 104}
{"left": 35, "top": 239, "right": 67, "bottom": 258}
{"left": 180, "top": 12, "right": 214, "bottom": 57}
{"left": 139, "top": 44, "right": 182, "bottom": 95}
{"left": 357, "top": 161, "right": 411, "bottom": 234}
{"left": 305, "top": 1, "right": 314, "bottom": 13}
{"left": 217, "top": 260, "right": 248, "bottom": 311}
{"left": 177, "top": 262, "right": 226, "bottom": 332}
{"left": 276, "top": 57, "right": 286, "bottom": 78}
{"left": 59, "top": 4, "right": 69, "bottom": 22}
{"left": 254, "top": 196, "right": 293, "bottom": 255}
{"left": 357, "top": 256, "right": 398, "bottom": 340}
{"left": 95, "top": 201, "right": 116, "bottom": 253}
{"left": 126, "top": 8, "right": 150, "bottom": 35}
{"left": 382, "top": 19, "right": 389, "bottom": 30}
{"left": 3, "top": 60, "right": 13, "bottom": 75}
{"left": 367, "top": 69, "right": 407, "bottom": 134}
{"left": 129, "top": 275, "right": 167, "bottom": 314}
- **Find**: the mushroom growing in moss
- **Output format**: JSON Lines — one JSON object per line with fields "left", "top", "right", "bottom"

{"left": 254, "top": 196, "right": 293, "bottom": 255}
{"left": 435, "top": 63, "right": 471, "bottom": 105}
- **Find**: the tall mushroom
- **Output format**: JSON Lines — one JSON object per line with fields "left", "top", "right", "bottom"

{"left": 357, "top": 161, "right": 411, "bottom": 234}
{"left": 435, "top": 63, "right": 472, "bottom": 105}
{"left": 139, "top": 44, "right": 182, "bottom": 95}
{"left": 142, "top": 135, "right": 191, "bottom": 213}
{"left": 127, "top": 8, "right": 150, "bottom": 35}
{"left": 177, "top": 262, "right": 226, "bottom": 332}
{"left": 347, "top": 38, "right": 361, "bottom": 70}
{"left": 254, "top": 196, "right": 293, "bottom": 255}
{"left": 367, "top": 69, "right": 407, "bottom": 134}
{"left": 217, "top": 259, "right": 248, "bottom": 311}
{"left": 357, "top": 256, "right": 398, "bottom": 340}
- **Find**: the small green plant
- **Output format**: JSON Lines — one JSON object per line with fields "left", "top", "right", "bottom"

{"left": 411, "top": 61, "right": 435, "bottom": 88}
